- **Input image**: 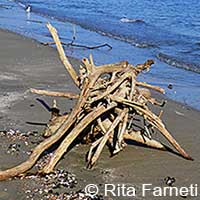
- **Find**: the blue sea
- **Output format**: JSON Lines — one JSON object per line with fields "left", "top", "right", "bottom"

{"left": 0, "top": 0, "right": 200, "bottom": 109}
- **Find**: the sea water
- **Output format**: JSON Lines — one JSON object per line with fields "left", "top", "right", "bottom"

{"left": 0, "top": 0, "right": 200, "bottom": 109}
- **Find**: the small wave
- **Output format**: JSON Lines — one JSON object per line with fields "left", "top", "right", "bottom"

{"left": 95, "top": 29, "right": 157, "bottom": 49}
{"left": 14, "top": 0, "right": 31, "bottom": 11}
{"left": 134, "top": 42, "right": 157, "bottom": 48}
{"left": 120, "top": 17, "right": 144, "bottom": 23}
{"left": 0, "top": 4, "right": 11, "bottom": 9}
{"left": 157, "top": 53, "right": 200, "bottom": 74}
{"left": 17, "top": 2, "right": 26, "bottom": 9}
{"left": 195, "top": 41, "right": 200, "bottom": 46}
{"left": 24, "top": 6, "right": 156, "bottom": 49}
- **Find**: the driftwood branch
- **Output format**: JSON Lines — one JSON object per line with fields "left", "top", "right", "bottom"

{"left": 136, "top": 82, "right": 165, "bottom": 94}
{"left": 30, "top": 88, "right": 79, "bottom": 99}
{"left": 41, "top": 40, "right": 112, "bottom": 50}
{"left": 46, "top": 23, "right": 79, "bottom": 86}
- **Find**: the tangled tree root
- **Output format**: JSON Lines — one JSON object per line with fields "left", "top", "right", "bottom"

{"left": 0, "top": 23, "right": 193, "bottom": 181}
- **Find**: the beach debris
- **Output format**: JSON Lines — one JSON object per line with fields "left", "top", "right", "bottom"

{"left": 26, "top": 19, "right": 44, "bottom": 24}
{"left": 175, "top": 110, "right": 185, "bottom": 116}
{"left": 25, "top": 187, "right": 105, "bottom": 200}
{"left": 23, "top": 167, "right": 104, "bottom": 200}
{"left": 22, "top": 168, "right": 79, "bottom": 197}
{"left": 42, "top": 41, "right": 112, "bottom": 50}
{"left": 163, "top": 176, "right": 188, "bottom": 198}
{"left": 0, "top": 129, "right": 41, "bottom": 156}
{"left": 41, "top": 24, "right": 112, "bottom": 50}
{"left": 6, "top": 143, "right": 20, "bottom": 154}
{"left": 168, "top": 83, "right": 173, "bottom": 89}
{"left": 0, "top": 129, "right": 37, "bottom": 142}
{"left": 0, "top": 23, "right": 193, "bottom": 181}
{"left": 35, "top": 152, "right": 54, "bottom": 170}
{"left": 164, "top": 176, "right": 176, "bottom": 186}
{"left": 45, "top": 191, "right": 104, "bottom": 200}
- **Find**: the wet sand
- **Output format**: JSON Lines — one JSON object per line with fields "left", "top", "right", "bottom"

{"left": 0, "top": 28, "right": 200, "bottom": 200}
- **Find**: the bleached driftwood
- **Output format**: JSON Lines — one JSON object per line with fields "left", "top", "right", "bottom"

{"left": 0, "top": 23, "right": 192, "bottom": 181}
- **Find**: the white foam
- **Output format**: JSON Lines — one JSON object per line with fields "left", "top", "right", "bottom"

{"left": 120, "top": 17, "right": 143, "bottom": 23}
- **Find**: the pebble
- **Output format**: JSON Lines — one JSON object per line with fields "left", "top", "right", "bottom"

{"left": 1, "top": 129, "right": 108, "bottom": 200}
{"left": 7, "top": 143, "right": 20, "bottom": 154}
{"left": 0, "top": 129, "right": 35, "bottom": 142}
{"left": 24, "top": 167, "right": 106, "bottom": 200}
{"left": 164, "top": 176, "right": 176, "bottom": 186}
{"left": 1, "top": 129, "right": 41, "bottom": 156}
{"left": 175, "top": 110, "right": 185, "bottom": 116}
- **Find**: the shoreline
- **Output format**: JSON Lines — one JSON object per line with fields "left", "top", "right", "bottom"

{"left": 0, "top": 28, "right": 200, "bottom": 200}
{"left": 1, "top": 1, "right": 200, "bottom": 111}
{"left": 0, "top": 27, "right": 199, "bottom": 113}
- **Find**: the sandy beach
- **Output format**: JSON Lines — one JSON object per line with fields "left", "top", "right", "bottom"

{"left": 0, "top": 29, "right": 200, "bottom": 200}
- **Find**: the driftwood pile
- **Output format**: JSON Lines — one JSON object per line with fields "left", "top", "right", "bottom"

{"left": 0, "top": 23, "right": 192, "bottom": 181}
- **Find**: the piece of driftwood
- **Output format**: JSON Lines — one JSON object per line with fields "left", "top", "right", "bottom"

{"left": 0, "top": 23, "right": 193, "bottom": 181}
{"left": 41, "top": 41, "right": 112, "bottom": 50}
{"left": 41, "top": 23, "right": 112, "bottom": 50}
{"left": 30, "top": 88, "right": 79, "bottom": 99}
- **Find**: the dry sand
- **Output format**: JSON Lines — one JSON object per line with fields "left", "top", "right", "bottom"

{"left": 0, "top": 28, "right": 199, "bottom": 200}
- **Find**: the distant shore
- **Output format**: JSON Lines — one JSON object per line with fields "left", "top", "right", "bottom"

{"left": 0, "top": 28, "right": 200, "bottom": 200}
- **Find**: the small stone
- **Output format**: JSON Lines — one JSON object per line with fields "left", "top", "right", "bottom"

{"left": 164, "top": 176, "right": 176, "bottom": 186}
{"left": 44, "top": 189, "right": 49, "bottom": 193}
{"left": 39, "top": 189, "right": 43, "bottom": 194}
